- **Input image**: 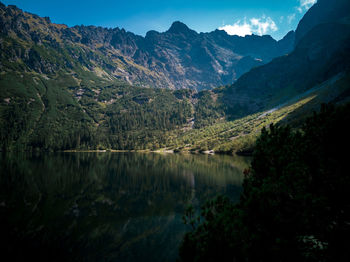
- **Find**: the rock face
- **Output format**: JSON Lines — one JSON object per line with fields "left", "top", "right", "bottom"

{"left": 0, "top": 3, "right": 295, "bottom": 90}
{"left": 294, "top": 0, "right": 350, "bottom": 46}
{"left": 224, "top": 0, "right": 350, "bottom": 117}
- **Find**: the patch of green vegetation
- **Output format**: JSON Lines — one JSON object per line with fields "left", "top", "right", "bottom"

{"left": 168, "top": 95, "right": 316, "bottom": 154}
{"left": 0, "top": 70, "right": 194, "bottom": 151}
{"left": 85, "top": 85, "right": 193, "bottom": 150}
{"left": 193, "top": 90, "right": 225, "bottom": 128}
{"left": 0, "top": 71, "right": 95, "bottom": 151}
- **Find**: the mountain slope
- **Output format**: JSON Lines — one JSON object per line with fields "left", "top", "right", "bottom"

{"left": 222, "top": 0, "right": 350, "bottom": 119}
{"left": 0, "top": 2, "right": 294, "bottom": 90}
{"left": 295, "top": 0, "right": 350, "bottom": 45}
{"left": 0, "top": 70, "right": 194, "bottom": 151}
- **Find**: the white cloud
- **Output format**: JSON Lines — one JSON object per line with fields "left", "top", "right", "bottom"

{"left": 287, "top": 13, "right": 296, "bottom": 24}
{"left": 219, "top": 20, "right": 252, "bottom": 37}
{"left": 219, "top": 16, "right": 278, "bottom": 37}
{"left": 297, "top": 0, "right": 317, "bottom": 13}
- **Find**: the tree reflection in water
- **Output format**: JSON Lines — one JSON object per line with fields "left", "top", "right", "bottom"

{"left": 0, "top": 152, "right": 250, "bottom": 262}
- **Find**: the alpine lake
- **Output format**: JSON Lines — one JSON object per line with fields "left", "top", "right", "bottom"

{"left": 0, "top": 152, "right": 251, "bottom": 261}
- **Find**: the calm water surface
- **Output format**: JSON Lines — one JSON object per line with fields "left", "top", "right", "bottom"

{"left": 0, "top": 152, "right": 251, "bottom": 261}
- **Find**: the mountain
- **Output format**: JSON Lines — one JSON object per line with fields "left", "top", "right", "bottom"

{"left": 1, "top": 0, "right": 349, "bottom": 153}
{"left": 222, "top": 0, "right": 350, "bottom": 119}
{"left": 0, "top": 2, "right": 294, "bottom": 90}
{"left": 295, "top": 0, "right": 350, "bottom": 45}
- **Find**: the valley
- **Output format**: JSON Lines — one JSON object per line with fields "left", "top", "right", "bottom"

{"left": 1, "top": 0, "right": 350, "bottom": 154}
{"left": 1, "top": 0, "right": 350, "bottom": 261}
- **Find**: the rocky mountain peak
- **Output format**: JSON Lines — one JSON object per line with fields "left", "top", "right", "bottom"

{"left": 167, "top": 21, "right": 197, "bottom": 35}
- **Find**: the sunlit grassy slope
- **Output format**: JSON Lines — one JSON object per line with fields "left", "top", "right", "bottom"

{"left": 166, "top": 96, "right": 315, "bottom": 154}
{"left": 166, "top": 72, "right": 350, "bottom": 154}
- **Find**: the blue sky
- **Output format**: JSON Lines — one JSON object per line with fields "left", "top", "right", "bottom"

{"left": 2, "top": 0, "right": 317, "bottom": 40}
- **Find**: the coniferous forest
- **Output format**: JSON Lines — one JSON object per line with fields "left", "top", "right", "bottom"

{"left": 179, "top": 104, "right": 350, "bottom": 261}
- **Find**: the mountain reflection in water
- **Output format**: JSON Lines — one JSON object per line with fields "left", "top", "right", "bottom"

{"left": 0, "top": 152, "right": 251, "bottom": 262}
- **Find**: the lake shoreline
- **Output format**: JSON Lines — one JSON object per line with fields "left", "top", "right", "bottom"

{"left": 62, "top": 149, "right": 253, "bottom": 156}
{"left": 62, "top": 149, "right": 219, "bottom": 155}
